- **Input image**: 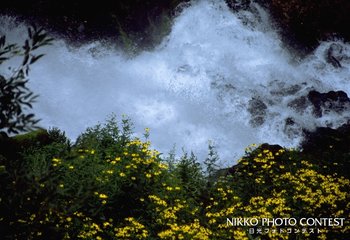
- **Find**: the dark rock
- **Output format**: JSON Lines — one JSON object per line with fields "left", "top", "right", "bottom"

{"left": 307, "top": 90, "right": 350, "bottom": 117}
{"left": 283, "top": 117, "right": 302, "bottom": 139}
{"left": 225, "top": 0, "right": 251, "bottom": 11}
{"left": 303, "top": 123, "right": 350, "bottom": 151}
{"left": 0, "top": 0, "right": 188, "bottom": 46}
{"left": 285, "top": 117, "right": 294, "bottom": 126}
{"left": 302, "top": 124, "right": 350, "bottom": 154}
{"left": 248, "top": 98, "right": 267, "bottom": 126}
{"left": 287, "top": 96, "right": 308, "bottom": 113}
{"left": 253, "top": 0, "right": 350, "bottom": 53}
{"left": 301, "top": 123, "right": 350, "bottom": 178}
{"left": 326, "top": 43, "right": 343, "bottom": 68}
{"left": 270, "top": 84, "right": 301, "bottom": 96}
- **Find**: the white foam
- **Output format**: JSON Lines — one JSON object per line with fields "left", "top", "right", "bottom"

{"left": 1, "top": 0, "right": 350, "bottom": 165}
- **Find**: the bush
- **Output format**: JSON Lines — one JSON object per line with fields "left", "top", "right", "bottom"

{"left": 0, "top": 117, "right": 349, "bottom": 239}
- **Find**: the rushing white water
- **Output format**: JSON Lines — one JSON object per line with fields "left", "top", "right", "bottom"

{"left": 1, "top": 0, "right": 350, "bottom": 165}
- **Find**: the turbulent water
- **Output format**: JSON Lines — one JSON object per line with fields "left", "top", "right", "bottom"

{"left": 1, "top": 0, "right": 350, "bottom": 165}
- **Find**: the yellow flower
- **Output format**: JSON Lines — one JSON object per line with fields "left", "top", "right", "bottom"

{"left": 99, "top": 193, "right": 108, "bottom": 199}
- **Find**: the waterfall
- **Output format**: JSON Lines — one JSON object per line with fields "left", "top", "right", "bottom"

{"left": 1, "top": 0, "right": 349, "bottom": 165}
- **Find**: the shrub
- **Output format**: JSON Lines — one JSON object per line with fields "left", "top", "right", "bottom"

{"left": 0, "top": 117, "right": 349, "bottom": 239}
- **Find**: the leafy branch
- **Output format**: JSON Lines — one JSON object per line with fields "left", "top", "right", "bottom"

{"left": 0, "top": 26, "right": 53, "bottom": 135}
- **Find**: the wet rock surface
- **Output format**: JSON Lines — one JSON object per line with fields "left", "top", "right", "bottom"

{"left": 248, "top": 98, "right": 267, "bottom": 126}
{"left": 1, "top": 0, "right": 349, "bottom": 51}
{"left": 302, "top": 123, "right": 350, "bottom": 155}
{"left": 302, "top": 123, "right": 350, "bottom": 178}
{"left": 307, "top": 90, "right": 350, "bottom": 118}
{"left": 0, "top": 0, "right": 188, "bottom": 45}
{"left": 231, "top": 0, "right": 350, "bottom": 52}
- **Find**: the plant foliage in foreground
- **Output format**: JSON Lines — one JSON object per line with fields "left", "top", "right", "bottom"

{"left": 0, "top": 116, "right": 349, "bottom": 239}
{"left": 0, "top": 26, "right": 52, "bottom": 135}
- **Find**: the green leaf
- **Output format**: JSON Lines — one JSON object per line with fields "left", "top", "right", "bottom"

{"left": 22, "top": 54, "right": 29, "bottom": 65}
{"left": 28, "top": 27, "right": 32, "bottom": 39}
{"left": 30, "top": 54, "right": 45, "bottom": 64}
{"left": 0, "top": 36, "right": 5, "bottom": 48}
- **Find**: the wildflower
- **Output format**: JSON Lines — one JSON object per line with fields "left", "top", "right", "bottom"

{"left": 146, "top": 173, "right": 152, "bottom": 178}
{"left": 159, "top": 163, "right": 168, "bottom": 169}
{"left": 99, "top": 193, "right": 108, "bottom": 199}
{"left": 103, "top": 222, "right": 111, "bottom": 228}
{"left": 52, "top": 158, "right": 61, "bottom": 167}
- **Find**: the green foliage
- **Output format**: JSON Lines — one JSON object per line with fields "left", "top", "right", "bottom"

{"left": 204, "top": 142, "right": 220, "bottom": 179}
{"left": 47, "top": 127, "right": 71, "bottom": 146}
{"left": 0, "top": 26, "right": 52, "bottom": 135}
{"left": 0, "top": 117, "right": 349, "bottom": 239}
{"left": 75, "top": 114, "right": 132, "bottom": 157}
{"left": 173, "top": 151, "right": 206, "bottom": 200}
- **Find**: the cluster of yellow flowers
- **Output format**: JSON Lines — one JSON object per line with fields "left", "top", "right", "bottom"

{"left": 114, "top": 217, "right": 149, "bottom": 239}
{"left": 14, "top": 136, "right": 349, "bottom": 240}
{"left": 157, "top": 219, "right": 212, "bottom": 239}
